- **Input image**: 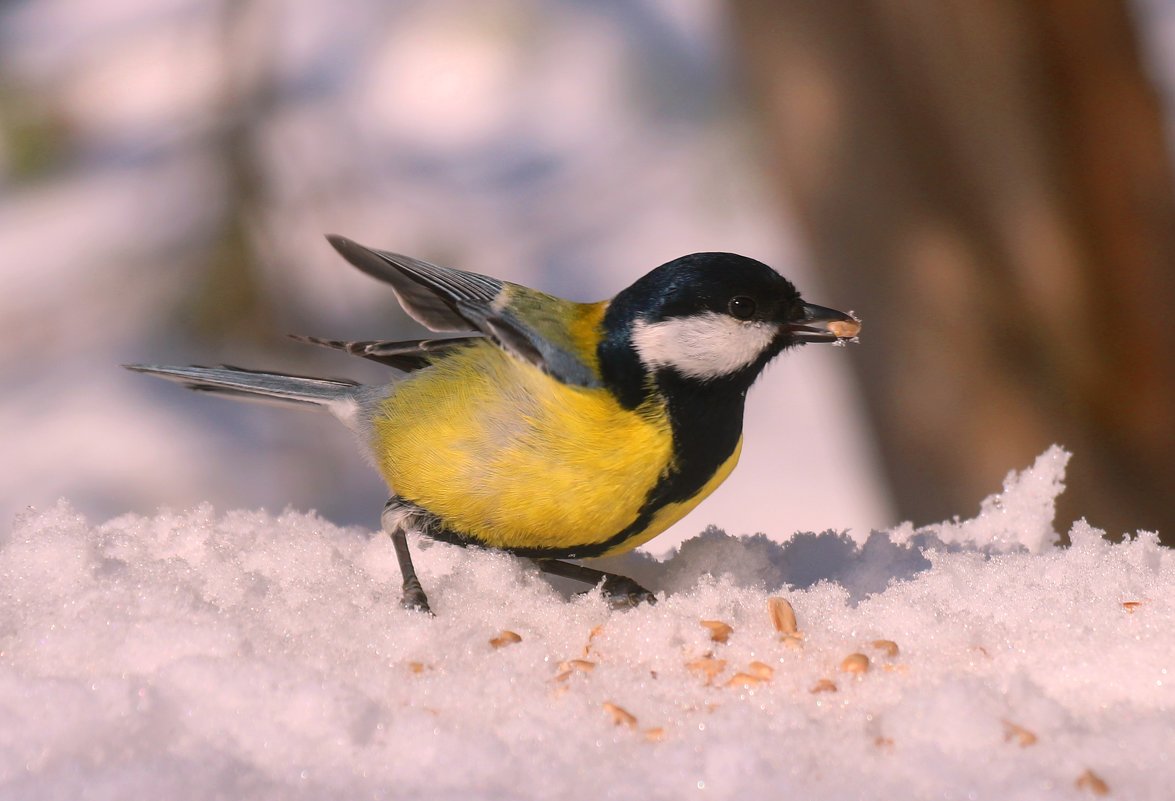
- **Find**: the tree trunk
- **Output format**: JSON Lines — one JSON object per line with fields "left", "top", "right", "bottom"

{"left": 730, "top": 0, "right": 1175, "bottom": 542}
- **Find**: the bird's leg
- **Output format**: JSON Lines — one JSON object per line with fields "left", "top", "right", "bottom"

{"left": 532, "top": 558, "right": 657, "bottom": 607}
{"left": 382, "top": 500, "right": 432, "bottom": 614}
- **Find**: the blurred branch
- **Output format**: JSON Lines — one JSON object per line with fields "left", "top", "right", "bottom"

{"left": 180, "top": 0, "right": 280, "bottom": 344}
{"left": 731, "top": 0, "right": 1175, "bottom": 542}
{"left": 0, "top": 84, "right": 69, "bottom": 183}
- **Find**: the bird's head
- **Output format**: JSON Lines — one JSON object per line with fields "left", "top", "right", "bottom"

{"left": 600, "top": 252, "right": 858, "bottom": 404}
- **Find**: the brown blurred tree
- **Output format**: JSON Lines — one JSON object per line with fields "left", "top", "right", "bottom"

{"left": 182, "top": 0, "right": 280, "bottom": 345}
{"left": 731, "top": 1, "right": 1175, "bottom": 543}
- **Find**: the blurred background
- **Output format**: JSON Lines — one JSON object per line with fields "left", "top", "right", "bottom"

{"left": 2, "top": 0, "right": 1172, "bottom": 549}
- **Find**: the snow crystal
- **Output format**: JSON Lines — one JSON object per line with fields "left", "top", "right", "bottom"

{"left": 920, "top": 445, "right": 1072, "bottom": 553}
{"left": 2, "top": 448, "right": 1172, "bottom": 800}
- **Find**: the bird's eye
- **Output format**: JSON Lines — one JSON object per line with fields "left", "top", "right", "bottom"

{"left": 728, "top": 296, "right": 757, "bottom": 320}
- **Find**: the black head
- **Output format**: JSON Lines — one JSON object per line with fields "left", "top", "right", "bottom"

{"left": 599, "top": 252, "right": 857, "bottom": 406}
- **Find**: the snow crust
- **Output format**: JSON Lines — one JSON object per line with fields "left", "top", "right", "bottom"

{"left": 2, "top": 447, "right": 1172, "bottom": 800}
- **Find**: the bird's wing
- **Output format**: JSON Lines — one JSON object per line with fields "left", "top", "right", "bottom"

{"left": 288, "top": 334, "right": 483, "bottom": 372}
{"left": 327, "top": 235, "right": 602, "bottom": 387}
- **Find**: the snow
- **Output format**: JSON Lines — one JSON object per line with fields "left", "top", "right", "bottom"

{"left": 2, "top": 448, "right": 1172, "bottom": 800}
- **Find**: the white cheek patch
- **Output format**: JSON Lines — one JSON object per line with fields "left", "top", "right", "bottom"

{"left": 631, "top": 312, "right": 780, "bottom": 380}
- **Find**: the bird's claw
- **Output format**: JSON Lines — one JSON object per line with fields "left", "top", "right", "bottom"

{"left": 600, "top": 575, "right": 657, "bottom": 608}
{"left": 401, "top": 578, "right": 433, "bottom": 615}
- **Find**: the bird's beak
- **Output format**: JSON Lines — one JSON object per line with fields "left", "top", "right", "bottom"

{"left": 784, "top": 303, "right": 861, "bottom": 343}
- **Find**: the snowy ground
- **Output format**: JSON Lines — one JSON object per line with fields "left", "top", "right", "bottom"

{"left": 2, "top": 446, "right": 1172, "bottom": 800}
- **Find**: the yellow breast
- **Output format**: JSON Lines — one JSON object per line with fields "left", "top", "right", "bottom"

{"left": 371, "top": 342, "right": 676, "bottom": 552}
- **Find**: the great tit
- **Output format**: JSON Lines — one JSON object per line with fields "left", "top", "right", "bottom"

{"left": 128, "top": 235, "right": 860, "bottom": 613}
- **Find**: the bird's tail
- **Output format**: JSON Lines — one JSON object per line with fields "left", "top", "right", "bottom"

{"left": 124, "top": 364, "right": 364, "bottom": 426}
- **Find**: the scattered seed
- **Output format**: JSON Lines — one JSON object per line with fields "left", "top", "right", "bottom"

{"left": 840, "top": 653, "right": 870, "bottom": 674}
{"left": 686, "top": 656, "right": 727, "bottom": 683}
{"left": 767, "top": 597, "right": 799, "bottom": 636}
{"left": 747, "top": 661, "right": 774, "bottom": 680}
{"left": 583, "top": 624, "right": 605, "bottom": 656}
{"left": 1076, "top": 769, "right": 1110, "bottom": 796}
{"left": 407, "top": 661, "right": 428, "bottom": 674}
{"left": 603, "top": 702, "right": 637, "bottom": 728}
{"left": 870, "top": 640, "right": 899, "bottom": 658}
{"left": 810, "top": 678, "right": 838, "bottom": 694}
{"left": 555, "top": 659, "right": 596, "bottom": 681}
{"left": 559, "top": 658, "right": 596, "bottom": 672}
{"left": 874, "top": 736, "right": 895, "bottom": 750}
{"left": 701, "top": 620, "right": 734, "bottom": 643}
{"left": 644, "top": 727, "right": 666, "bottom": 742}
{"left": 489, "top": 630, "right": 522, "bottom": 649}
{"left": 1002, "top": 720, "right": 1038, "bottom": 747}
{"left": 725, "top": 672, "right": 767, "bottom": 688}
{"left": 1122, "top": 601, "right": 1142, "bottom": 613}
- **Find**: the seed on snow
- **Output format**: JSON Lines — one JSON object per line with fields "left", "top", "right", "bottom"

{"left": 603, "top": 702, "right": 638, "bottom": 728}
{"left": 581, "top": 624, "right": 606, "bottom": 657}
{"left": 686, "top": 656, "right": 727, "bottom": 683}
{"left": 746, "top": 661, "right": 774, "bottom": 680}
{"left": 840, "top": 653, "right": 870, "bottom": 674}
{"left": 1076, "top": 769, "right": 1110, "bottom": 796}
{"left": 1002, "top": 720, "right": 1038, "bottom": 747}
{"left": 725, "top": 672, "right": 768, "bottom": 688}
{"left": 701, "top": 620, "right": 734, "bottom": 643}
{"left": 489, "top": 630, "right": 522, "bottom": 649}
{"left": 555, "top": 659, "right": 596, "bottom": 681}
{"left": 870, "top": 640, "right": 899, "bottom": 658}
{"left": 767, "top": 597, "right": 799, "bottom": 636}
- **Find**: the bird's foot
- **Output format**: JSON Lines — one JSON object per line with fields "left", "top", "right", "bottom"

{"left": 400, "top": 577, "right": 433, "bottom": 615}
{"left": 599, "top": 574, "right": 657, "bottom": 608}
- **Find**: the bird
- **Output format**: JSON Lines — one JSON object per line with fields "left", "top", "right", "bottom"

{"left": 127, "top": 235, "right": 860, "bottom": 613}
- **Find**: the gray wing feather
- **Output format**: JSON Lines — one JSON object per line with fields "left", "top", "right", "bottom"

{"left": 123, "top": 364, "right": 358, "bottom": 406}
{"left": 327, "top": 235, "right": 501, "bottom": 332}
{"left": 289, "top": 333, "right": 482, "bottom": 371}
{"left": 326, "top": 234, "right": 599, "bottom": 387}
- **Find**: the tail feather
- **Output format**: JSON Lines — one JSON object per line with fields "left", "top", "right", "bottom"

{"left": 123, "top": 364, "right": 363, "bottom": 422}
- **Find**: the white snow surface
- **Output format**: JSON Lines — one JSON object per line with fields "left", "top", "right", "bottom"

{"left": 2, "top": 446, "right": 1172, "bottom": 800}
